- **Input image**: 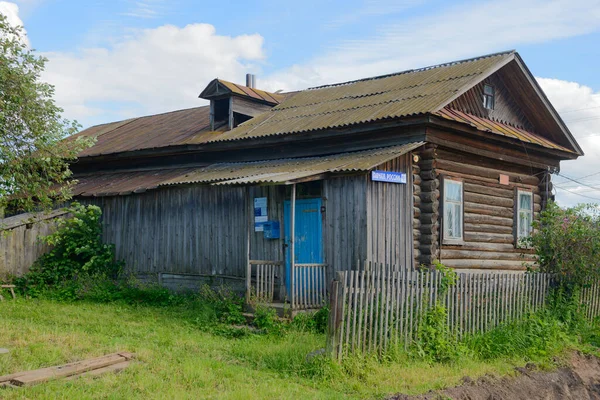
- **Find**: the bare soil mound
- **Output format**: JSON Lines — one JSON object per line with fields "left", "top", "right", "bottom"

{"left": 390, "top": 353, "right": 600, "bottom": 400}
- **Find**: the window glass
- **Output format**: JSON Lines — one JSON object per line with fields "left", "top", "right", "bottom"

{"left": 445, "top": 182, "right": 462, "bottom": 202}
{"left": 483, "top": 84, "right": 495, "bottom": 110}
{"left": 443, "top": 180, "right": 463, "bottom": 241}
{"left": 517, "top": 191, "right": 533, "bottom": 241}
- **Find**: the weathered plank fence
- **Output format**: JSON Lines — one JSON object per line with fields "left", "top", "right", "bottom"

{"left": 0, "top": 210, "right": 67, "bottom": 280}
{"left": 293, "top": 263, "right": 328, "bottom": 310}
{"left": 326, "top": 261, "right": 587, "bottom": 360}
{"left": 247, "top": 260, "right": 282, "bottom": 303}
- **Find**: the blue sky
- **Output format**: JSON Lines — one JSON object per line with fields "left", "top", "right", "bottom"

{"left": 2, "top": 0, "right": 600, "bottom": 205}
{"left": 19, "top": 1, "right": 600, "bottom": 88}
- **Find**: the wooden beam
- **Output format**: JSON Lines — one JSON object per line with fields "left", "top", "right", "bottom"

{"left": 290, "top": 183, "right": 296, "bottom": 310}
{"left": 246, "top": 187, "right": 252, "bottom": 304}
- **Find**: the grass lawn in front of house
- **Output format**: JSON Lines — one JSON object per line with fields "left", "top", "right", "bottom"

{"left": 0, "top": 298, "right": 576, "bottom": 399}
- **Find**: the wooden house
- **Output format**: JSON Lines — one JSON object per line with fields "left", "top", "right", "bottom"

{"left": 66, "top": 51, "right": 582, "bottom": 310}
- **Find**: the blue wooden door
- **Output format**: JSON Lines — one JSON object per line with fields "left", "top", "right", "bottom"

{"left": 284, "top": 198, "right": 323, "bottom": 292}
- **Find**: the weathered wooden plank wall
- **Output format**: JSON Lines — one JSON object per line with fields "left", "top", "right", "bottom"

{"left": 323, "top": 175, "right": 368, "bottom": 276}
{"left": 88, "top": 185, "right": 250, "bottom": 278}
{"left": 447, "top": 74, "right": 534, "bottom": 131}
{"left": 248, "top": 185, "right": 284, "bottom": 263}
{"left": 0, "top": 211, "right": 65, "bottom": 279}
{"left": 366, "top": 153, "right": 414, "bottom": 268}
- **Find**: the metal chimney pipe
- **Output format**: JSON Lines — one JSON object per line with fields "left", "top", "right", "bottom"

{"left": 245, "top": 73, "right": 253, "bottom": 88}
{"left": 252, "top": 74, "right": 257, "bottom": 89}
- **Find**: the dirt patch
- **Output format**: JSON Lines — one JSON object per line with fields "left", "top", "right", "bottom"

{"left": 390, "top": 353, "right": 600, "bottom": 400}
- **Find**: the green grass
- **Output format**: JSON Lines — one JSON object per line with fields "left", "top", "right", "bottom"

{"left": 0, "top": 299, "right": 586, "bottom": 399}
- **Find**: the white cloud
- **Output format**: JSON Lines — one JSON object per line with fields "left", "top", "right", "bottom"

{"left": 538, "top": 78, "right": 600, "bottom": 206}
{"left": 0, "top": 1, "right": 28, "bottom": 45}
{"left": 0, "top": 1, "right": 21, "bottom": 25}
{"left": 41, "top": 23, "right": 265, "bottom": 122}
{"left": 121, "top": 0, "right": 167, "bottom": 19}
{"left": 324, "top": 0, "right": 424, "bottom": 30}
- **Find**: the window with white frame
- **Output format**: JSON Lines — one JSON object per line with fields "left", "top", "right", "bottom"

{"left": 516, "top": 190, "right": 533, "bottom": 241}
{"left": 443, "top": 178, "right": 463, "bottom": 242}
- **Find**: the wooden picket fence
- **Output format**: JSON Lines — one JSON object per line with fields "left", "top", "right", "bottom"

{"left": 580, "top": 280, "right": 600, "bottom": 321}
{"left": 326, "top": 261, "right": 574, "bottom": 360}
{"left": 292, "top": 263, "right": 328, "bottom": 310}
{"left": 246, "top": 260, "right": 282, "bottom": 303}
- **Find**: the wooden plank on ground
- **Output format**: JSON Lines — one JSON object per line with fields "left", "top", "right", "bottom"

{"left": 0, "top": 352, "right": 133, "bottom": 387}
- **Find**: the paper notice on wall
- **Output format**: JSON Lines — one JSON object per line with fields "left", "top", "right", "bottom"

{"left": 254, "top": 197, "right": 268, "bottom": 231}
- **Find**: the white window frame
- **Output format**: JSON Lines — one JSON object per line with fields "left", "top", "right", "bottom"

{"left": 483, "top": 84, "right": 495, "bottom": 110}
{"left": 442, "top": 177, "right": 464, "bottom": 244}
{"left": 516, "top": 189, "right": 534, "bottom": 245}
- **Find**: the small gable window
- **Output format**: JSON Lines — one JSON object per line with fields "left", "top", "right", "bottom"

{"left": 483, "top": 84, "right": 495, "bottom": 110}
{"left": 516, "top": 190, "right": 533, "bottom": 245}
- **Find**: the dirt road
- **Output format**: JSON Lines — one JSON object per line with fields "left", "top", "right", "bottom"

{"left": 391, "top": 353, "right": 600, "bottom": 400}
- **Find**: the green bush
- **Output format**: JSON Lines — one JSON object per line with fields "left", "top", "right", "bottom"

{"left": 253, "top": 304, "right": 283, "bottom": 335}
{"left": 465, "top": 310, "right": 572, "bottom": 360}
{"left": 528, "top": 201, "right": 600, "bottom": 288}
{"left": 15, "top": 203, "right": 123, "bottom": 298}
{"left": 198, "top": 284, "right": 246, "bottom": 325}
{"left": 292, "top": 307, "right": 329, "bottom": 334}
{"left": 413, "top": 262, "right": 462, "bottom": 363}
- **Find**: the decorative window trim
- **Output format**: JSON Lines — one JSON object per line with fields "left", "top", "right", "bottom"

{"left": 441, "top": 175, "right": 465, "bottom": 245}
{"left": 514, "top": 188, "right": 534, "bottom": 247}
{"left": 483, "top": 83, "right": 495, "bottom": 110}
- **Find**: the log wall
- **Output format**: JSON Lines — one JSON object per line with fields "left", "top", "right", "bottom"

{"left": 415, "top": 145, "right": 547, "bottom": 271}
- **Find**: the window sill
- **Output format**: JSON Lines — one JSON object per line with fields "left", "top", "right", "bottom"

{"left": 442, "top": 239, "right": 465, "bottom": 246}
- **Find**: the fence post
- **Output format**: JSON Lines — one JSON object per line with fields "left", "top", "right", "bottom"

{"left": 327, "top": 273, "right": 345, "bottom": 359}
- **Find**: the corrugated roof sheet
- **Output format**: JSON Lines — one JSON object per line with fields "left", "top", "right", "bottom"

{"left": 70, "top": 106, "right": 226, "bottom": 158}
{"left": 71, "top": 143, "right": 423, "bottom": 196}
{"left": 211, "top": 52, "right": 515, "bottom": 142}
{"left": 436, "top": 107, "right": 574, "bottom": 153}
{"left": 216, "top": 79, "right": 286, "bottom": 104}
{"left": 73, "top": 168, "right": 196, "bottom": 196}
{"left": 163, "top": 142, "right": 423, "bottom": 186}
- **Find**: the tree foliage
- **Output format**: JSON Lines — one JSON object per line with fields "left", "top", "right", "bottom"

{"left": 0, "top": 15, "right": 92, "bottom": 212}
{"left": 527, "top": 201, "right": 600, "bottom": 287}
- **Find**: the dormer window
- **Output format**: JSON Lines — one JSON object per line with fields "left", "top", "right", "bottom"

{"left": 212, "top": 98, "right": 231, "bottom": 130}
{"left": 483, "top": 84, "right": 495, "bottom": 110}
{"left": 199, "top": 76, "right": 284, "bottom": 131}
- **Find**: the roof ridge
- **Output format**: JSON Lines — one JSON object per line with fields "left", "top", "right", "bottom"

{"left": 308, "top": 50, "right": 516, "bottom": 91}
{"left": 216, "top": 78, "right": 285, "bottom": 97}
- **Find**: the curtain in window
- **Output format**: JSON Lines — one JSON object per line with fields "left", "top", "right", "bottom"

{"left": 444, "top": 181, "right": 463, "bottom": 240}
{"left": 445, "top": 203, "right": 462, "bottom": 238}
{"left": 518, "top": 193, "right": 532, "bottom": 238}
{"left": 445, "top": 182, "right": 462, "bottom": 202}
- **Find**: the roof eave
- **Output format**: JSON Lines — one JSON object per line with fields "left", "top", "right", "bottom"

{"left": 427, "top": 114, "right": 580, "bottom": 161}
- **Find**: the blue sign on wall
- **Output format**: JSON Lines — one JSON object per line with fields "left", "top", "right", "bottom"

{"left": 371, "top": 170, "right": 407, "bottom": 184}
